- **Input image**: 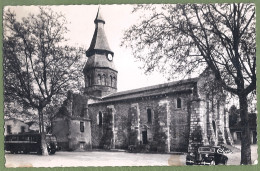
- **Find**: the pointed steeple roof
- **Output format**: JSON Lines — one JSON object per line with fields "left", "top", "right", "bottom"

{"left": 86, "top": 7, "right": 113, "bottom": 57}
{"left": 94, "top": 6, "right": 105, "bottom": 24}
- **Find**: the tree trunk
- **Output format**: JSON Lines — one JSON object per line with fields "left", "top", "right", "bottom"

{"left": 38, "top": 108, "right": 49, "bottom": 156}
{"left": 239, "top": 94, "right": 251, "bottom": 164}
{"left": 38, "top": 113, "right": 42, "bottom": 134}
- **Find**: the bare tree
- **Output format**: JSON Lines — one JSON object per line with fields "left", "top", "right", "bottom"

{"left": 122, "top": 3, "right": 255, "bottom": 164}
{"left": 3, "top": 7, "right": 84, "bottom": 155}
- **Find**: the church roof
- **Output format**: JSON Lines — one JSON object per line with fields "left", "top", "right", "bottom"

{"left": 89, "top": 77, "right": 199, "bottom": 104}
{"left": 86, "top": 7, "right": 113, "bottom": 57}
{"left": 83, "top": 52, "right": 117, "bottom": 71}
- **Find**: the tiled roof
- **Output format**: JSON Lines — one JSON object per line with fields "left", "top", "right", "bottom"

{"left": 83, "top": 53, "right": 117, "bottom": 71}
{"left": 86, "top": 8, "right": 113, "bottom": 56}
{"left": 90, "top": 77, "right": 199, "bottom": 104}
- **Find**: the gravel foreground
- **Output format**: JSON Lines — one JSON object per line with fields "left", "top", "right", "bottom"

{"left": 5, "top": 145, "right": 258, "bottom": 167}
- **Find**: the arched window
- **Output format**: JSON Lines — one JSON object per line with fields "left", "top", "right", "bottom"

{"left": 97, "top": 112, "right": 102, "bottom": 126}
{"left": 102, "top": 74, "right": 107, "bottom": 85}
{"left": 113, "top": 76, "right": 116, "bottom": 87}
{"left": 101, "top": 75, "right": 105, "bottom": 85}
{"left": 212, "top": 120, "right": 216, "bottom": 136}
{"left": 97, "top": 74, "right": 101, "bottom": 85}
{"left": 110, "top": 75, "right": 113, "bottom": 87}
{"left": 147, "top": 108, "right": 152, "bottom": 123}
{"left": 80, "top": 121, "right": 84, "bottom": 132}
{"left": 177, "top": 98, "right": 182, "bottom": 109}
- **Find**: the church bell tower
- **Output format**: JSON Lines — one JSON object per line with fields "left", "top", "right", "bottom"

{"left": 83, "top": 7, "right": 117, "bottom": 97}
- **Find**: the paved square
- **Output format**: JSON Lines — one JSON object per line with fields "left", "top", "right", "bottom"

{"left": 5, "top": 145, "right": 258, "bottom": 167}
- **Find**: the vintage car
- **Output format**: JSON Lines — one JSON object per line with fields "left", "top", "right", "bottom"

{"left": 186, "top": 146, "right": 229, "bottom": 165}
{"left": 5, "top": 133, "right": 60, "bottom": 155}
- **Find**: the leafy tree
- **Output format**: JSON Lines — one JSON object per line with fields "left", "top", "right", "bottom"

{"left": 4, "top": 101, "right": 38, "bottom": 122}
{"left": 122, "top": 4, "right": 255, "bottom": 164}
{"left": 44, "top": 94, "right": 67, "bottom": 133}
{"left": 3, "top": 7, "right": 84, "bottom": 155}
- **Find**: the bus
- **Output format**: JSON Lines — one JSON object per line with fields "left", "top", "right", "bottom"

{"left": 5, "top": 133, "right": 58, "bottom": 155}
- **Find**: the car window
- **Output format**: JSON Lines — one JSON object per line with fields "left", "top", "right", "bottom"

{"left": 45, "top": 135, "right": 57, "bottom": 142}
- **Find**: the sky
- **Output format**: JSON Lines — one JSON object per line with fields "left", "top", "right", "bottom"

{"left": 4, "top": 5, "right": 256, "bottom": 111}
{"left": 5, "top": 5, "right": 169, "bottom": 92}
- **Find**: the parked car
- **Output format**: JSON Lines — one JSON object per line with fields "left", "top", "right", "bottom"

{"left": 186, "top": 145, "right": 229, "bottom": 165}
{"left": 5, "top": 133, "right": 59, "bottom": 155}
{"left": 45, "top": 134, "right": 60, "bottom": 154}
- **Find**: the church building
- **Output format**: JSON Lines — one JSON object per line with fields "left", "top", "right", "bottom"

{"left": 52, "top": 8, "right": 233, "bottom": 152}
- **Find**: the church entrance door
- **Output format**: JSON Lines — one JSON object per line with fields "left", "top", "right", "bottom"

{"left": 142, "top": 131, "right": 148, "bottom": 144}
{"left": 80, "top": 142, "right": 85, "bottom": 149}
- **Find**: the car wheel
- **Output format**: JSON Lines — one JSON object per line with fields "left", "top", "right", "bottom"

{"left": 224, "top": 159, "right": 228, "bottom": 165}
{"left": 50, "top": 150, "right": 56, "bottom": 155}
{"left": 47, "top": 148, "right": 51, "bottom": 155}
{"left": 37, "top": 148, "right": 42, "bottom": 155}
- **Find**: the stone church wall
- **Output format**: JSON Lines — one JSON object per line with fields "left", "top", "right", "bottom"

{"left": 52, "top": 93, "right": 92, "bottom": 151}
{"left": 53, "top": 68, "right": 233, "bottom": 152}
{"left": 52, "top": 117, "right": 70, "bottom": 150}
{"left": 169, "top": 93, "right": 192, "bottom": 152}
{"left": 88, "top": 91, "right": 193, "bottom": 152}
{"left": 84, "top": 67, "right": 117, "bottom": 97}
{"left": 68, "top": 119, "right": 92, "bottom": 150}
{"left": 88, "top": 104, "right": 109, "bottom": 148}
{"left": 187, "top": 69, "right": 233, "bottom": 152}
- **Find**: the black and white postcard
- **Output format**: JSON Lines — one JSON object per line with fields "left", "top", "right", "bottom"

{"left": 3, "top": 4, "right": 257, "bottom": 167}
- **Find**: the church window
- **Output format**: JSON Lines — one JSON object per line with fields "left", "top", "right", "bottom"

{"left": 212, "top": 120, "right": 216, "bottom": 136}
{"left": 102, "top": 74, "right": 106, "bottom": 85}
{"left": 80, "top": 121, "right": 84, "bottom": 132}
{"left": 97, "top": 74, "right": 101, "bottom": 85}
{"left": 110, "top": 75, "right": 113, "bottom": 87}
{"left": 142, "top": 131, "right": 148, "bottom": 144}
{"left": 97, "top": 112, "right": 103, "bottom": 126}
{"left": 177, "top": 98, "right": 182, "bottom": 109}
{"left": 147, "top": 108, "right": 152, "bottom": 123}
